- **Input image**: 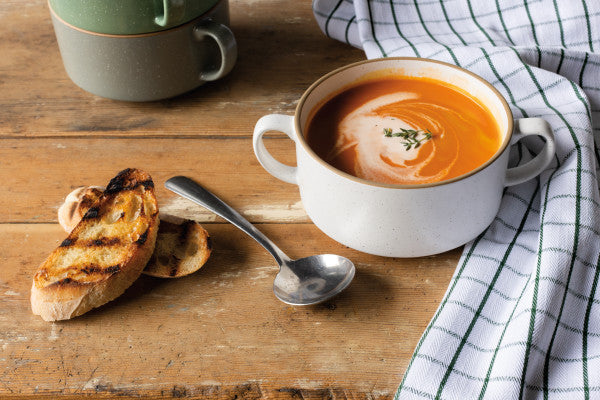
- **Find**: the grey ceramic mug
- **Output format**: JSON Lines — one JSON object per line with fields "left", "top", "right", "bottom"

{"left": 50, "top": 0, "right": 237, "bottom": 101}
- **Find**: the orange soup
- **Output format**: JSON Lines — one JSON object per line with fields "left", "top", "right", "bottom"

{"left": 305, "top": 77, "right": 502, "bottom": 185}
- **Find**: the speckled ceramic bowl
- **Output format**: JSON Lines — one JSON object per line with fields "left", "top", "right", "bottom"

{"left": 253, "top": 58, "right": 556, "bottom": 257}
{"left": 48, "top": 0, "right": 219, "bottom": 35}
{"left": 50, "top": 0, "right": 237, "bottom": 101}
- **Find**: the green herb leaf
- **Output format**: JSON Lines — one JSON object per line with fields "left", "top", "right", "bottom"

{"left": 383, "top": 128, "right": 433, "bottom": 150}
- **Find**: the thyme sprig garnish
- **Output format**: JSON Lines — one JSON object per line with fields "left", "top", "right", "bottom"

{"left": 383, "top": 127, "right": 433, "bottom": 150}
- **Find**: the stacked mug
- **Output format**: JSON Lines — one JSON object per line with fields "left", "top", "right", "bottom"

{"left": 48, "top": 0, "right": 237, "bottom": 101}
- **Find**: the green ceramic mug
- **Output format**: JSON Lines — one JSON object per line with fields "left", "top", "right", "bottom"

{"left": 48, "top": 0, "right": 219, "bottom": 35}
{"left": 50, "top": 0, "right": 237, "bottom": 101}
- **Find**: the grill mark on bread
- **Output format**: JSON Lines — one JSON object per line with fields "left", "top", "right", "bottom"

{"left": 169, "top": 263, "right": 180, "bottom": 277}
{"left": 53, "top": 278, "right": 75, "bottom": 286}
{"left": 105, "top": 168, "right": 134, "bottom": 194}
{"left": 81, "top": 264, "right": 121, "bottom": 275}
{"left": 47, "top": 263, "right": 121, "bottom": 287}
{"left": 164, "top": 221, "right": 193, "bottom": 277}
{"left": 178, "top": 221, "right": 193, "bottom": 245}
{"left": 140, "top": 180, "right": 154, "bottom": 190}
{"left": 40, "top": 261, "right": 123, "bottom": 282}
{"left": 136, "top": 229, "right": 149, "bottom": 245}
{"left": 82, "top": 206, "right": 99, "bottom": 220}
{"left": 105, "top": 265, "right": 121, "bottom": 274}
{"left": 87, "top": 237, "right": 121, "bottom": 247}
{"left": 60, "top": 238, "right": 74, "bottom": 247}
{"left": 49, "top": 277, "right": 89, "bottom": 287}
{"left": 66, "top": 202, "right": 77, "bottom": 221}
{"left": 105, "top": 168, "right": 155, "bottom": 195}
{"left": 59, "top": 237, "right": 122, "bottom": 248}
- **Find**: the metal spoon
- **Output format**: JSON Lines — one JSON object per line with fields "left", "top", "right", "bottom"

{"left": 165, "top": 176, "right": 355, "bottom": 305}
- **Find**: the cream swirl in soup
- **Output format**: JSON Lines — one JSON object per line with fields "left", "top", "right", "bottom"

{"left": 306, "top": 77, "right": 501, "bottom": 185}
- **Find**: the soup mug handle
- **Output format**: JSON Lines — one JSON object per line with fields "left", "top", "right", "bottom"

{"left": 505, "top": 118, "right": 556, "bottom": 186}
{"left": 253, "top": 114, "right": 298, "bottom": 184}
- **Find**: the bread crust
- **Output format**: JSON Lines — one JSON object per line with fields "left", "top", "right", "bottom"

{"left": 31, "top": 169, "right": 159, "bottom": 321}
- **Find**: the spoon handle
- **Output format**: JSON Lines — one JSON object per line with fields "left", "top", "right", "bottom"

{"left": 165, "top": 176, "right": 291, "bottom": 266}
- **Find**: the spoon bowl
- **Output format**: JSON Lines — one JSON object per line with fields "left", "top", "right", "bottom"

{"left": 274, "top": 254, "right": 355, "bottom": 305}
{"left": 165, "top": 176, "right": 355, "bottom": 305}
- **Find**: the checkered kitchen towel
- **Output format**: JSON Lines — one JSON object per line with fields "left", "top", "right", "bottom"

{"left": 313, "top": 1, "right": 600, "bottom": 399}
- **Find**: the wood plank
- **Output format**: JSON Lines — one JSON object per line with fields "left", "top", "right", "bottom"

{"left": 0, "top": 0, "right": 364, "bottom": 138}
{"left": 1, "top": 137, "right": 305, "bottom": 224}
{"left": 0, "top": 223, "right": 459, "bottom": 398}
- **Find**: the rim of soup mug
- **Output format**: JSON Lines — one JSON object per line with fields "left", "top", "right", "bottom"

{"left": 294, "top": 57, "right": 514, "bottom": 190}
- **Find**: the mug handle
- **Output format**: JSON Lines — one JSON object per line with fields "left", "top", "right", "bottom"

{"left": 253, "top": 114, "right": 298, "bottom": 184}
{"left": 154, "top": 0, "right": 185, "bottom": 27}
{"left": 193, "top": 20, "right": 238, "bottom": 82}
{"left": 505, "top": 117, "right": 556, "bottom": 186}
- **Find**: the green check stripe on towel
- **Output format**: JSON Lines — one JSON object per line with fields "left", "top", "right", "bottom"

{"left": 312, "top": 0, "right": 600, "bottom": 398}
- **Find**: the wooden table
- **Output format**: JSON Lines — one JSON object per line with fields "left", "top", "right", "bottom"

{"left": 0, "top": 0, "right": 460, "bottom": 398}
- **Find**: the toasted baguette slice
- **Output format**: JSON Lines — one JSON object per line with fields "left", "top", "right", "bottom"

{"left": 31, "top": 169, "right": 159, "bottom": 321}
{"left": 144, "top": 220, "right": 211, "bottom": 278}
{"left": 58, "top": 186, "right": 212, "bottom": 278}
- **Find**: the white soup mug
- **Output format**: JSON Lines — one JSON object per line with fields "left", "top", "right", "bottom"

{"left": 253, "top": 58, "right": 555, "bottom": 257}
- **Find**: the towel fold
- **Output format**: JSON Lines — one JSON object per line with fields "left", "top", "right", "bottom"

{"left": 312, "top": 1, "right": 600, "bottom": 398}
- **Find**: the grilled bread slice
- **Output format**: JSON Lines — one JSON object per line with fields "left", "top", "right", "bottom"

{"left": 31, "top": 168, "right": 159, "bottom": 321}
{"left": 144, "top": 220, "right": 211, "bottom": 278}
{"left": 58, "top": 186, "right": 212, "bottom": 278}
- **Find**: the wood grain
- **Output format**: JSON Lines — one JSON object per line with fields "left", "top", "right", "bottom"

{"left": 1, "top": 137, "right": 302, "bottom": 224}
{"left": 0, "top": 0, "right": 461, "bottom": 397}
{"left": 0, "top": 0, "right": 364, "bottom": 138}
{"left": 1, "top": 224, "right": 459, "bottom": 398}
